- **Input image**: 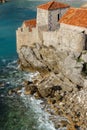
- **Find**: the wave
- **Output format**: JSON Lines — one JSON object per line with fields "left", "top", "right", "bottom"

{"left": 21, "top": 93, "right": 57, "bottom": 130}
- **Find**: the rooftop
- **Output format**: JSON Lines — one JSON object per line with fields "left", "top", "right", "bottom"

{"left": 59, "top": 7, "right": 87, "bottom": 28}
{"left": 37, "top": 1, "right": 70, "bottom": 10}
{"left": 23, "top": 19, "right": 36, "bottom": 31}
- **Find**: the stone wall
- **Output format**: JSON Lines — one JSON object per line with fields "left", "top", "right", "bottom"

{"left": 16, "top": 26, "right": 41, "bottom": 52}
{"left": 42, "top": 27, "right": 86, "bottom": 52}
{"left": 17, "top": 19, "right": 87, "bottom": 53}
{"left": 60, "top": 23, "right": 87, "bottom": 33}
{"left": 37, "top": 7, "right": 69, "bottom": 31}
{"left": 60, "top": 8, "right": 69, "bottom": 17}
{"left": 43, "top": 31, "right": 59, "bottom": 47}
{"left": 48, "top": 10, "right": 60, "bottom": 31}
{"left": 17, "top": 25, "right": 86, "bottom": 53}
{"left": 37, "top": 8, "right": 49, "bottom": 29}
{"left": 48, "top": 8, "right": 69, "bottom": 31}
{"left": 60, "top": 23, "right": 87, "bottom": 51}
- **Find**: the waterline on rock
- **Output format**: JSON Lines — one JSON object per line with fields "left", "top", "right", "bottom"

{"left": 0, "top": 58, "right": 57, "bottom": 130}
{"left": 21, "top": 93, "right": 57, "bottom": 130}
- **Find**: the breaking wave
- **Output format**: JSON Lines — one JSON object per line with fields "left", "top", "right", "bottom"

{"left": 0, "top": 58, "right": 57, "bottom": 130}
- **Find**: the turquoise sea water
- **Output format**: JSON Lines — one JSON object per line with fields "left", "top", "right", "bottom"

{"left": 0, "top": 0, "right": 86, "bottom": 130}
{"left": 0, "top": 0, "right": 85, "bottom": 58}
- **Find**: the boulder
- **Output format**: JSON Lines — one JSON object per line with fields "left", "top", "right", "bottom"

{"left": 18, "top": 35, "right": 87, "bottom": 130}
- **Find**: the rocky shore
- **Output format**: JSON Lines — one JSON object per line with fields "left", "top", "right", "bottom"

{"left": 17, "top": 42, "right": 87, "bottom": 130}
{"left": 0, "top": 0, "right": 6, "bottom": 3}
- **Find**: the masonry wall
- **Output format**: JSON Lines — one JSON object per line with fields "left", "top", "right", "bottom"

{"left": 37, "top": 7, "right": 69, "bottom": 31}
{"left": 17, "top": 21, "right": 86, "bottom": 54}
{"left": 60, "top": 8, "right": 69, "bottom": 17}
{"left": 37, "top": 8, "right": 49, "bottom": 29}
{"left": 17, "top": 26, "right": 86, "bottom": 53}
{"left": 16, "top": 27, "right": 41, "bottom": 52}
{"left": 60, "top": 23, "right": 87, "bottom": 50}
{"left": 48, "top": 10, "right": 60, "bottom": 31}
{"left": 48, "top": 7, "right": 69, "bottom": 31}
{"left": 42, "top": 27, "right": 86, "bottom": 52}
{"left": 60, "top": 23, "right": 87, "bottom": 33}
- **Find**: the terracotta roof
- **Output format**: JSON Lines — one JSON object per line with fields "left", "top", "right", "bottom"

{"left": 37, "top": 1, "right": 70, "bottom": 10}
{"left": 59, "top": 7, "right": 87, "bottom": 28}
{"left": 23, "top": 19, "right": 36, "bottom": 31}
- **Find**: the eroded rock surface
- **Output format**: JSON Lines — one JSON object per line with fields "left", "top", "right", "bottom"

{"left": 18, "top": 43, "right": 87, "bottom": 130}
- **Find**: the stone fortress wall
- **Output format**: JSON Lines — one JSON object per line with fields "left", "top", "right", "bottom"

{"left": 16, "top": 26, "right": 41, "bottom": 52}
{"left": 16, "top": 4, "right": 87, "bottom": 53}
{"left": 16, "top": 22, "right": 87, "bottom": 53}
{"left": 43, "top": 27, "right": 86, "bottom": 52}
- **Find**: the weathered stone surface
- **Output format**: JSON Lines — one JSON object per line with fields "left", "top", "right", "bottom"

{"left": 18, "top": 34, "right": 87, "bottom": 130}
{"left": 18, "top": 43, "right": 86, "bottom": 87}
{"left": 81, "top": 51, "right": 87, "bottom": 62}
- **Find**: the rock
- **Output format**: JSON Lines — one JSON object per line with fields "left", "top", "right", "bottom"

{"left": 8, "top": 90, "right": 12, "bottom": 95}
{"left": 81, "top": 51, "right": 87, "bottom": 62}
{"left": 25, "top": 84, "right": 37, "bottom": 95}
{"left": 33, "top": 92, "right": 41, "bottom": 99}
{"left": 24, "top": 90, "right": 31, "bottom": 95}
{"left": 18, "top": 44, "right": 86, "bottom": 87}
{"left": 23, "top": 80, "right": 33, "bottom": 86}
{"left": 17, "top": 36, "right": 87, "bottom": 130}
{"left": 36, "top": 73, "right": 61, "bottom": 97}
{"left": 0, "top": 82, "right": 5, "bottom": 87}
{"left": 0, "top": 0, "right": 6, "bottom": 3}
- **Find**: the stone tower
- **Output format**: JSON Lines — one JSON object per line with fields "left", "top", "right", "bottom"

{"left": 37, "top": 1, "right": 70, "bottom": 31}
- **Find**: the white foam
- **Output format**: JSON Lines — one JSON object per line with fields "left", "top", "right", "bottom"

{"left": 21, "top": 93, "right": 56, "bottom": 130}
{"left": 23, "top": 71, "right": 39, "bottom": 81}
{"left": 6, "top": 60, "right": 17, "bottom": 69}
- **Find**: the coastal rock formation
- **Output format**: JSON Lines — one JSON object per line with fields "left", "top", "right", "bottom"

{"left": 19, "top": 43, "right": 85, "bottom": 86}
{"left": 18, "top": 41, "right": 87, "bottom": 130}
{"left": 16, "top": 1, "right": 87, "bottom": 129}
{"left": 0, "top": 0, "right": 6, "bottom": 3}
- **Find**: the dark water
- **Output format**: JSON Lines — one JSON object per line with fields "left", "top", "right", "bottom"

{"left": 0, "top": 0, "right": 86, "bottom": 130}
{"left": 0, "top": 59, "right": 56, "bottom": 130}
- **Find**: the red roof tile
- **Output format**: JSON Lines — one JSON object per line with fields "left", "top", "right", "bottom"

{"left": 37, "top": 1, "right": 70, "bottom": 10}
{"left": 59, "top": 8, "right": 87, "bottom": 28}
{"left": 24, "top": 19, "right": 36, "bottom": 31}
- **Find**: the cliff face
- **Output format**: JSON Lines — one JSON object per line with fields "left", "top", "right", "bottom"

{"left": 19, "top": 43, "right": 85, "bottom": 87}
{"left": 18, "top": 40, "right": 87, "bottom": 129}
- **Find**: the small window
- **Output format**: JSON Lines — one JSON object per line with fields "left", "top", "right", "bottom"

{"left": 58, "top": 14, "right": 60, "bottom": 21}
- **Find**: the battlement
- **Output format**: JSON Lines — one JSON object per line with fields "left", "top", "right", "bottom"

{"left": 16, "top": 1, "right": 87, "bottom": 54}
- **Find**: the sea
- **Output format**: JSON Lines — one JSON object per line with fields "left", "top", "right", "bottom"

{"left": 0, "top": 0, "right": 86, "bottom": 130}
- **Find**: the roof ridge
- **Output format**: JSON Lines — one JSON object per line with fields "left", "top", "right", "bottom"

{"left": 69, "top": 7, "right": 87, "bottom": 10}
{"left": 48, "top": 1, "right": 54, "bottom": 9}
{"left": 37, "top": 1, "right": 70, "bottom": 10}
